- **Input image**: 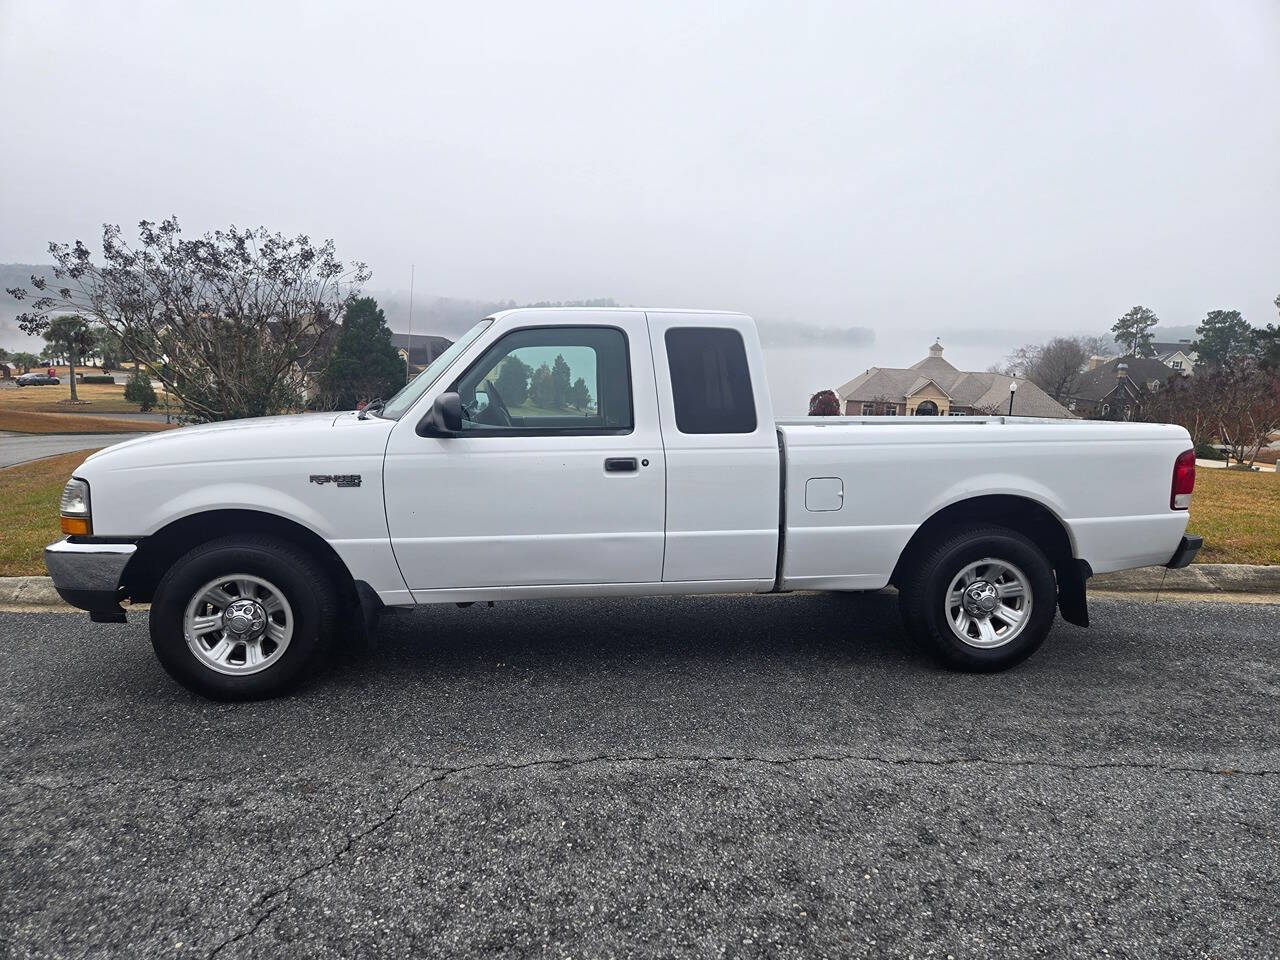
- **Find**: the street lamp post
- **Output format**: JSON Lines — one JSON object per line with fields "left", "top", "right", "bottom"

{"left": 1008, "top": 380, "right": 1018, "bottom": 416}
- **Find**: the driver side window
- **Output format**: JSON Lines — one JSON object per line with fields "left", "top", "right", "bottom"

{"left": 451, "top": 326, "right": 633, "bottom": 434}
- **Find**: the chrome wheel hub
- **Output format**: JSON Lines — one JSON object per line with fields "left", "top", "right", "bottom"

{"left": 962, "top": 581, "right": 1000, "bottom": 616}
{"left": 945, "top": 558, "right": 1032, "bottom": 649}
{"left": 183, "top": 574, "right": 293, "bottom": 676}
{"left": 224, "top": 598, "right": 267, "bottom": 639}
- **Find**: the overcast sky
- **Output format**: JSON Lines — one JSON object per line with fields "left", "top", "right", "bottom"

{"left": 2, "top": 0, "right": 1277, "bottom": 411}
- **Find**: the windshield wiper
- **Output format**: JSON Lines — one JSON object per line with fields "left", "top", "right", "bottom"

{"left": 358, "top": 398, "right": 385, "bottom": 420}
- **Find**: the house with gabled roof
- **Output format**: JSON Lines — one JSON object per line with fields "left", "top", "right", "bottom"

{"left": 836, "top": 340, "right": 1074, "bottom": 418}
{"left": 1150, "top": 339, "right": 1197, "bottom": 375}
{"left": 391, "top": 333, "right": 452, "bottom": 370}
{"left": 1067, "top": 355, "right": 1177, "bottom": 420}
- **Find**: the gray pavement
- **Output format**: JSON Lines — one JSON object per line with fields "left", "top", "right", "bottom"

{"left": 1, "top": 593, "right": 1277, "bottom": 958}
{"left": 0, "top": 431, "right": 146, "bottom": 468}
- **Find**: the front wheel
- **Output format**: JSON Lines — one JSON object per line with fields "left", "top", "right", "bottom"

{"left": 898, "top": 525, "right": 1058, "bottom": 671}
{"left": 149, "top": 535, "right": 336, "bottom": 699}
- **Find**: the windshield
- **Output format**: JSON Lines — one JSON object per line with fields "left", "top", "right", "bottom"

{"left": 379, "top": 319, "right": 493, "bottom": 420}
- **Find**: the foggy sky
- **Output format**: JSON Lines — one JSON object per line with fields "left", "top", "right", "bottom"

{"left": 2, "top": 0, "right": 1278, "bottom": 412}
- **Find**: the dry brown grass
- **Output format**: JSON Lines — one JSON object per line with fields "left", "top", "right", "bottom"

{"left": 0, "top": 378, "right": 147, "bottom": 414}
{"left": 0, "top": 449, "right": 100, "bottom": 577}
{"left": 0, "top": 410, "right": 174, "bottom": 434}
{"left": 1187, "top": 468, "right": 1280, "bottom": 565}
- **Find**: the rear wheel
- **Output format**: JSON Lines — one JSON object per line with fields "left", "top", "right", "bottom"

{"left": 150, "top": 535, "right": 336, "bottom": 699}
{"left": 899, "top": 525, "right": 1057, "bottom": 671}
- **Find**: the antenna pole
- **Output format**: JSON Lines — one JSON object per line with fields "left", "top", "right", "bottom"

{"left": 406, "top": 264, "right": 415, "bottom": 383}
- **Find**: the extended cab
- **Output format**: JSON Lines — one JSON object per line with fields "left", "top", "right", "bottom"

{"left": 45, "top": 309, "right": 1201, "bottom": 698}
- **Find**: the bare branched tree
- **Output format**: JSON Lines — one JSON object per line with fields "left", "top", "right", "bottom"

{"left": 1141, "top": 375, "right": 1213, "bottom": 447}
{"left": 6, "top": 218, "right": 370, "bottom": 422}
{"left": 1143, "top": 363, "right": 1280, "bottom": 464}
{"left": 1002, "top": 336, "right": 1091, "bottom": 402}
{"left": 1213, "top": 366, "right": 1280, "bottom": 467}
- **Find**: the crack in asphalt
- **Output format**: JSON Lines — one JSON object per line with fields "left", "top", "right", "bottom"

{"left": 200, "top": 750, "right": 1278, "bottom": 958}
{"left": 10, "top": 750, "right": 1278, "bottom": 803}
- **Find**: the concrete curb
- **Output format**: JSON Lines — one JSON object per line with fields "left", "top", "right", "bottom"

{"left": 1, "top": 565, "right": 1278, "bottom": 610}
{"left": 1090, "top": 563, "right": 1280, "bottom": 595}
{"left": 0, "top": 577, "right": 64, "bottom": 606}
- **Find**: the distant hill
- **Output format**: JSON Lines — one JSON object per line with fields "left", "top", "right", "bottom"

{"left": 1148, "top": 325, "right": 1198, "bottom": 343}
{"left": 0, "top": 264, "right": 56, "bottom": 352}
{"left": 0, "top": 263, "right": 619, "bottom": 351}
{"left": 371, "top": 293, "right": 620, "bottom": 339}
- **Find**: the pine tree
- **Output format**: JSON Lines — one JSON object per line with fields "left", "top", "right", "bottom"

{"left": 317, "top": 297, "right": 405, "bottom": 410}
{"left": 529, "top": 362, "right": 555, "bottom": 409}
{"left": 566, "top": 376, "right": 591, "bottom": 411}
{"left": 124, "top": 367, "right": 157, "bottom": 411}
{"left": 1111, "top": 306, "right": 1158, "bottom": 357}
{"left": 1193, "top": 309, "right": 1253, "bottom": 370}
{"left": 551, "top": 354, "right": 571, "bottom": 408}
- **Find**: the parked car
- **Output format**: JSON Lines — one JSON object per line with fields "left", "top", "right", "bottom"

{"left": 45, "top": 308, "right": 1200, "bottom": 699}
{"left": 16, "top": 372, "right": 61, "bottom": 386}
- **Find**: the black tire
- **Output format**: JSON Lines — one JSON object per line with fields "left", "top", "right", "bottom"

{"left": 898, "top": 525, "right": 1057, "bottom": 672}
{"left": 149, "top": 535, "right": 337, "bottom": 700}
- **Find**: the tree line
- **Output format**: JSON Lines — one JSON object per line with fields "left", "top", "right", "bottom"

{"left": 1001, "top": 303, "right": 1280, "bottom": 404}
{"left": 493, "top": 353, "right": 592, "bottom": 412}
{"left": 1006, "top": 302, "right": 1280, "bottom": 468}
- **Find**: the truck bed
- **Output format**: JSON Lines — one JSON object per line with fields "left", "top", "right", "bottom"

{"left": 774, "top": 416, "right": 1191, "bottom": 590}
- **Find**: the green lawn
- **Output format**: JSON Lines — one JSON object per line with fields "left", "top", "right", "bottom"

{"left": 0, "top": 449, "right": 99, "bottom": 577}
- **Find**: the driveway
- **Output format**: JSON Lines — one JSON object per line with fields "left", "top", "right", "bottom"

{"left": 0, "top": 431, "right": 147, "bottom": 468}
{"left": 0, "top": 593, "right": 1276, "bottom": 958}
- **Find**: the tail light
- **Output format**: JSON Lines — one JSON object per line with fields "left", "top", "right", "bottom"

{"left": 1171, "top": 449, "right": 1195, "bottom": 510}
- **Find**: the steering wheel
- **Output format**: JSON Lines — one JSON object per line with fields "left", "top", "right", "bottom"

{"left": 482, "top": 379, "right": 513, "bottom": 427}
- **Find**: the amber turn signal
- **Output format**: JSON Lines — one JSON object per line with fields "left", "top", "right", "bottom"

{"left": 60, "top": 516, "right": 91, "bottom": 536}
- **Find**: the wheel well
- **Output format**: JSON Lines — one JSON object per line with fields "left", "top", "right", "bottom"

{"left": 121, "top": 509, "right": 356, "bottom": 605}
{"left": 890, "top": 495, "right": 1076, "bottom": 588}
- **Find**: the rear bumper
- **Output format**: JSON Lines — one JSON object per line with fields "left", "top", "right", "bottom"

{"left": 1165, "top": 534, "right": 1203, "bottom": 570}
{"left": 44, "top": 538, "right": 136, "bottom": 621}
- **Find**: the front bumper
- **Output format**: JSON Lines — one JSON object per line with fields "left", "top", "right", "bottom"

{"left": 44, "top": 538, "right": 137, "bottom": 622}
{"left": 1165, "top": 534, "right": 1203, "bottom": 570}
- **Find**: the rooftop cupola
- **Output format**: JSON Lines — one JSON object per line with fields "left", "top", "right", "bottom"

{"left": 929, "top": 339, "right": 944, "bottom": 358}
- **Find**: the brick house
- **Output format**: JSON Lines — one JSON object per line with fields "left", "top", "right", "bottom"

{"left": 836, "top": 341, "right": 1073, "bottom": 418}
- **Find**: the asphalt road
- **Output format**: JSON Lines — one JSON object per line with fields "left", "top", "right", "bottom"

{"left": 1, "top": 593, "right": 1276, "bottom": 958}
{"left": 0, "top": 431, "right": 146, "bottom": 468}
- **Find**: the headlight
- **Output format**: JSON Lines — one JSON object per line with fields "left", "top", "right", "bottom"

{"left": 59, "top": 478, "right": 92, "bottom": 535}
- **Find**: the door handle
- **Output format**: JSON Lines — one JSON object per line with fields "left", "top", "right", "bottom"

{"left": 604, "top": 457, "right": 638, "bottom": 473}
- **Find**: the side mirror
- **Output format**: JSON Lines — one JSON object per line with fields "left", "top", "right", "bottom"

{"left": 417, "top": 391, "right": 464, "bottom": 437}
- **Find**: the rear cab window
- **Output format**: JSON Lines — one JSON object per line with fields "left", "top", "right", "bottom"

{"left": 664, "top": 327, "right": 757, "bottom": 434}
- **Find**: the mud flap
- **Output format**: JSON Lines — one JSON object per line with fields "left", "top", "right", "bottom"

{"left": 1056, "top": 559, "right": 1091, "bottom": 627}
{"left": 346, "top": 580, "right": 385, "bottom": 651}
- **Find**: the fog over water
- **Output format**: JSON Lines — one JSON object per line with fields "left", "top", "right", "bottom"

{"left": 2, "top": 1, "right": 1277, "bottom": 413}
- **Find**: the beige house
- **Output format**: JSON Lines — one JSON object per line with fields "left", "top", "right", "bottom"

{"left": 1151, "top": 339, "right": 1197, "bottom": 375}
{"left": 836, "top": 341, "right": 1074, "bottom": 418}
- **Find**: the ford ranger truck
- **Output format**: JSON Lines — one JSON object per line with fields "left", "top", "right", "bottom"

{"left": 44, "top": 308, "right": 1201, "bottom": 699}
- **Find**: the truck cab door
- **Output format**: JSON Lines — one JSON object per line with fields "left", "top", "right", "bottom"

{"left": 646, "top": 312, "right": 780, "bottom": 587}
{"left": 382, "top": 310, "right": 666, "bottom": 598}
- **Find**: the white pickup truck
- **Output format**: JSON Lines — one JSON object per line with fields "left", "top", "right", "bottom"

{"left": 46, "top": 308, "right": 1201, "bottom": 699}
